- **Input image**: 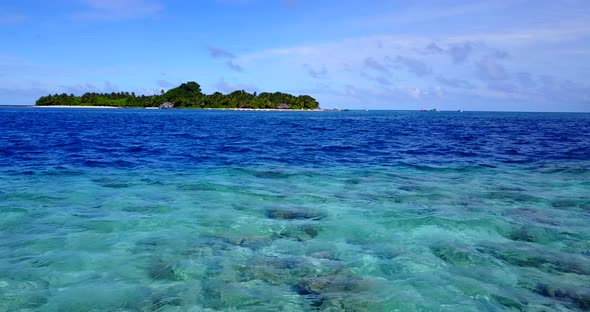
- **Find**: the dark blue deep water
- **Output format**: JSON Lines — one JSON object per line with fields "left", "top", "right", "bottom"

{"left": 1, "top": 108, "right": 589, "bottom": 311}
{"left": 2, "top": 108, "right": 589, "bottom": 169}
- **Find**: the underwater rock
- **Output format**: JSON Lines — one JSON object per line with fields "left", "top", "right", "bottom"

{"left": 200, "top": 282, "right": 224, "bottom": 309}
{"left": 293, "top": 273, "right": 373, "bottom": 310}
{"left": 491, "top": 251, "right": 546, "bottom": 269}
{"left": 368, "top": 244, "right": 401, "bottom": 260}
{"left": 491, "top": 294, "right": 527, "bottom": 311}
{"left": 147, "top": 259, "right": 193, "bottom": 281}
{"left": 508, "top": 226, "right": 557, "bottom": 243}
{"left": 132, "top": 237, "right": 170, "bottom": 253}
{"left": 309, "top": 250, "right": 340, "bottom": 261}
{"left": 266, "top": 207, "right": 326, "bottom": 220}
{"left": 318, "top": 296, "right": 371, "bottom": 311}
{"left": 237, "top": 254, "right": 353, "bottom": 290}
{"left": 151, "top": 292, "right": 182, "bottom": 310}
{"left": 215, "top": 234, "right": 275, "bottom": 250}
{"left": 146, "top": 284, "right": 203, "bottom": 311}
{"left": 480, "top": 244, "right": 590, "bottom": 275}
{"left": 551, "top": 198, "right": 590, "bottom": 209}
{"left": 147, "top": 259, "right": 180, "bottom": 281}
{"left": 237, "top": 266, "right": 284, "bottom": 285}
{"left": 170, "top": 235, "right": 245, "bottom": 257}
{"left": 536, "top": 283, "right": 590, "bottom": 310}
{"left": 502, "top": 207, "right": 560, "bottom": 227}
{"left": 237, "top": 256, "right": 313, "bottom": 285}
{"left": 294, "top": 275, "right": 369, "bottom": 295}
{"left": 507, "top": 225, "right": 564, "bottom": 244}
{"left": 301, "top": 224, "right": 319, "bottom": 238}
{"left": 551, "top": 199, "right": 579, "bottom": 208}
{"left": 272, "top": 224, "right": 322, "bottom": 242}
{"left": 200, "top": 279, "right": 267, "bottom": 310}
{"left": 431, "top": 245, "right": 486, "bottom": 266}
{"left": 509, "top": 226, "right": 538, "bottom": 243}
{"left": 0, "top": 279, "right": 50, "bottom": 311}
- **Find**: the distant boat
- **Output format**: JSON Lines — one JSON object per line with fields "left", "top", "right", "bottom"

{"left": 457, "top": 109, "right": 463, "bottom": 112}
{"left": 430, "top": 108, "right": 439, "bottom": 112}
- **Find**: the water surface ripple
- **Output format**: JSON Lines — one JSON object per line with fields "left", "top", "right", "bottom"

{"left": 1, "top": 108, "right": 589, "bottom": 311}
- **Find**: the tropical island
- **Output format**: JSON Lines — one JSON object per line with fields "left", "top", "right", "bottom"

{"left": 35, "top": 81, "right": 320, "bottom": 110}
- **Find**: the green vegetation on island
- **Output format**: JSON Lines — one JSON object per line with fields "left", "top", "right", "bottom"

{"left": 35, "top": 81, "right": 320, "bottom": 110}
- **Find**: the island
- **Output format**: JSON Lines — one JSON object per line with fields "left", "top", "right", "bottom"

{"left": 35, "top": 81, "right": 320, "bottom": 110}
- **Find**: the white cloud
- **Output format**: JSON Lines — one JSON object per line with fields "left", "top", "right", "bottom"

{"left": 239, "top": 19, "right": 590, "bottom": 70}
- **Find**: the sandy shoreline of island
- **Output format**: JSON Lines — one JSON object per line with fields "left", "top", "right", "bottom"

{"left": 206, "top": 108, "right": 325, "bottom": 112}
{"left": 34, "top": 105, "right": 119, "bottom": 109}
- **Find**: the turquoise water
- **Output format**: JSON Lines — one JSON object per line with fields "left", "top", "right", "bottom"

{"left": 1, "top": 108, "right": 589, "bottom": 311}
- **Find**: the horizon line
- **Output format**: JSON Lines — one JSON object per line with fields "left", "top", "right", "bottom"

{"left": 1, "top": 104, "right": 589, "bottom": 114}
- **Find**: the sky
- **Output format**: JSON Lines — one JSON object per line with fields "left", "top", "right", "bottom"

{"left": 1, "top": 0, "right": 589, "bottom": 111}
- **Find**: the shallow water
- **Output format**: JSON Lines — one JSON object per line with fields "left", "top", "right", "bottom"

{"left": 1, "top": 108, "right": 589, "bottom": 311}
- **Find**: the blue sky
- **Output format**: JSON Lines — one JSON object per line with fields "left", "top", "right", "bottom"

{"left": 1, "top": 0, "right": 589, "bottom": 111}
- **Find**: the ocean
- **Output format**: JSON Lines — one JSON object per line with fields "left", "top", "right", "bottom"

{"left": 1, "top": 107, "right": 589, "bottom": 311}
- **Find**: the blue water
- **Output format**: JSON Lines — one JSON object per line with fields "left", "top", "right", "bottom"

{"left": 1, "top": 108, "right": 589, "bottom": 311}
